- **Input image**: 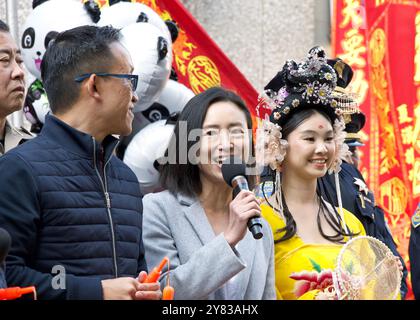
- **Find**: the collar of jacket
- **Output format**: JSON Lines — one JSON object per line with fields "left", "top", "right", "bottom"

{"left": 1, "top": 120, "right": 33, "bottom": 154}
{"left": 176, "top": 192, "right": 197, "bottom": 207}
{"left": 41, "top": 114, "right": 119, "bottom": 163}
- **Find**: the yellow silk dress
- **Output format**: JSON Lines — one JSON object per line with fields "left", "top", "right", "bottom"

{"left": 261, "top": 203, "right": 366, "bottom": 300}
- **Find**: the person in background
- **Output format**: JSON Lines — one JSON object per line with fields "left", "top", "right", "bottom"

{"left": 0, "top": 19, "right": 32, "bottom": 157}
{"left": 0, "top": 25, "right": 161, "bottom": 300}
{"left": 0, "top": 19, "right": 33, "bottom": 289}
{"left": 320, "top": 111, "right": 408, "bottom": 298}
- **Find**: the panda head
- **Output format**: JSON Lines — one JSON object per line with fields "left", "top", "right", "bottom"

{"left": 21, "top": 0, "right": 100, "bottom": 79}
{"left": 98, "top": 1, "right": 171, "bottom": 43}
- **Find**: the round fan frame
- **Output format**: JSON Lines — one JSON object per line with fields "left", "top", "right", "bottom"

{"left": 333, "top": 235, "right": 401, "bottom": 300}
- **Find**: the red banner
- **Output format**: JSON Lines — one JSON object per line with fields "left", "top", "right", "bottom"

{"left": 332, "top": 0, "right": 420, "bottom": 299}
{"left": 96, "top": 0, "right": 260, "bottom": 119}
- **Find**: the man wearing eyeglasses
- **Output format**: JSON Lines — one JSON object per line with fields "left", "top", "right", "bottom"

{"left": 0, "top": 25, "right": 162, "bottom": 300}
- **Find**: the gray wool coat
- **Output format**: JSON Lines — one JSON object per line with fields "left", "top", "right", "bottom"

{"left": 142, "top": 190, "right": 276, "bottom": 300}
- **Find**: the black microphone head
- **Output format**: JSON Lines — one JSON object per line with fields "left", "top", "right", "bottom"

{"left": 0, "top": 228, "right": 11, "bottom": 264}
{"left": 221, "top": 156, "right": 247, "bottom": 187}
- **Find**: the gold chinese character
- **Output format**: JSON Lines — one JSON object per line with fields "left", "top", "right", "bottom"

{"left": 340, "top": 0, "right": 364, "bottom": 29}
{"left": 405, "top": 147, "right": 415, "bottom": 165}
{"left": 397, "top": 104, "right": 413, "bottom": 124}
{"left": 401, "top": 126, "right": 414, "bottom": 145}
{"left": 340, "top": 29, "right": 367, "bottom": 68}
{"left": 187, "top": 56, "right": 221, "bottom": 94}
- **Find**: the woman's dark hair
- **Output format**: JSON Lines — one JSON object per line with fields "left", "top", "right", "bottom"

{"left": 262, "top": 107, "right": 358, "bottom": 243}
{"left": 281, "top": 108, "right": 333, "bottom": 139}
{"left": 159, "top": 86, "right": 255, "bottom": 197}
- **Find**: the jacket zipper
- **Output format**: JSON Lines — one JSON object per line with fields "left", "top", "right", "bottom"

{"left": 93, "top": 137, "right": 118, "bottom": 278}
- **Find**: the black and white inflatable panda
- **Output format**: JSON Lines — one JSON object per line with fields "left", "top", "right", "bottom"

{"left": 97, "top": 0, "right": 194, "bottom": 160}
{"left": 98, "top": 0, "right": 174, "bottom": 113}
{"left": 21, "top": 0, "right": 100, "bottom": 133}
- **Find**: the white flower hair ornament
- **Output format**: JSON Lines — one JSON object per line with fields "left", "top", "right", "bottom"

{"left": 256, "top": 115, "right": 288, "bottom": 171}
{"left": 328, "top": 117, "right": 352, "bottom": 175}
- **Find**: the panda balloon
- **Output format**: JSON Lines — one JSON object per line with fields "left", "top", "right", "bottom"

{"left": 21, "top": 0, "right": 100, "bottom": 133}
{"left": 120, "top": 22, "right": 172, "bottom": 112}
{"left": 21, "top": 0, "right": 100, "bottom": 80}
{"left": 123, "top": 118, "right": 177, "bottom": 195}
{"left": 100, "top": 0, "right": 179, "bottom": 113}
{"left": 146, "top": 79, "right": 195, "bottom": 121}
{"left": 98, "top": 0, "right": 171, "bottom": 42}
{"left": 118, "top": 79, "right": 195, "bottom": 158}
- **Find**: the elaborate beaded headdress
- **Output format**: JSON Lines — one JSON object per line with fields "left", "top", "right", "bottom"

{"left": 257, "top": 46, "right": 358, "bottom": 231}
{"left": 261, "top": 46, "right": 357, "bottom": 126}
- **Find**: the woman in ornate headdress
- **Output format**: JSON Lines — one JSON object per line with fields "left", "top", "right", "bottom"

{"left": 256, "top": 47, "right": 366, "bottom": 300}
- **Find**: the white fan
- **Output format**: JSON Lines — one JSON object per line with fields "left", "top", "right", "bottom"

{"left": 332, "top": 235, "right": 401, "bottom": 300}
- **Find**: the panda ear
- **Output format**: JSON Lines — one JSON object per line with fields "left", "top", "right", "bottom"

{"left": 165, "top": 20, "right": 179, "bottom": 43}
{"left": 84, "top": 0, "right": 101, "bottom": 24}
{"left": 169, "top": 67, "right": 178, "bottom": 82}
{"left": 32, "top": 0, "right": 49, "bottom": 9}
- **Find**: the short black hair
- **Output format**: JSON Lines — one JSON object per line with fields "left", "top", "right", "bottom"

{"left": 41, "top": 25, "right": 121, "bottom": 114}
{"left": 159, "top": 87, "right": 255, "bottom": 198}
{"left": 0, "top": 20, "right": 10, "bottom": 33}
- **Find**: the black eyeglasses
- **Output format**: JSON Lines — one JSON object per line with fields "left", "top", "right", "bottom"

{"left": 74, "top": 73, "right": 138, "bottom": 92}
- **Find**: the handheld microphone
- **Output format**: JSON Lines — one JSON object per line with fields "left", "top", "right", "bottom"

{"left": 221, "top": 157, "right": 263, "bottom": 240}
{"left": 0, "top": 228, "right": 11, "bottom": 264}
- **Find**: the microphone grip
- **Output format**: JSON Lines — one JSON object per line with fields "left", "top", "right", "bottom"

{"left": 231, "top": 176, "right": 264, "bottom": 240}
{"left": 232, "top": 185, "right": 241, "bottom": 199}
{"left": 247, "top": 217, "right": 263, "bottom": 239}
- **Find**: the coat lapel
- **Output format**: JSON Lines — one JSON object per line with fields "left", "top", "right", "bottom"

{"left": 178, "top": 194, "right": 215, "bottom": 246}
{"left": 177, "top": 194, "right": 258, "bottom": 299}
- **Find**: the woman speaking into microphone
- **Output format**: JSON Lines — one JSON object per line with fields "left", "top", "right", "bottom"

{"left": 141, "top": 87, "right": 275, "bottom": 300}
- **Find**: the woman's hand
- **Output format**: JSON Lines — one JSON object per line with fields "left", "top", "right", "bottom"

{"left": 224, "top": 190, "right": 261, "bottom": 247}
{"left": 395, "top": 256, "right": 404, "bottom": 278}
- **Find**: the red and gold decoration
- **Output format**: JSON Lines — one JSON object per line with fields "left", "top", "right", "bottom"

{"left": 332, "top": 0, "right": 420, "bottom": 299}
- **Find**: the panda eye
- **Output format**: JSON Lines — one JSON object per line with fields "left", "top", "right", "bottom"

{"left": 44, "top": 31, "right": 59, "bottom": 49}
{"left": 21, "top": 27, "right": 35, "bottom": 49}
{"left": 141, "top": 103, "right": 169, "bottom": 122}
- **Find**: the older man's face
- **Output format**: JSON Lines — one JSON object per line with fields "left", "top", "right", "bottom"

{"left": 0, "top": 31, "right": 25, "bottom": 118}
